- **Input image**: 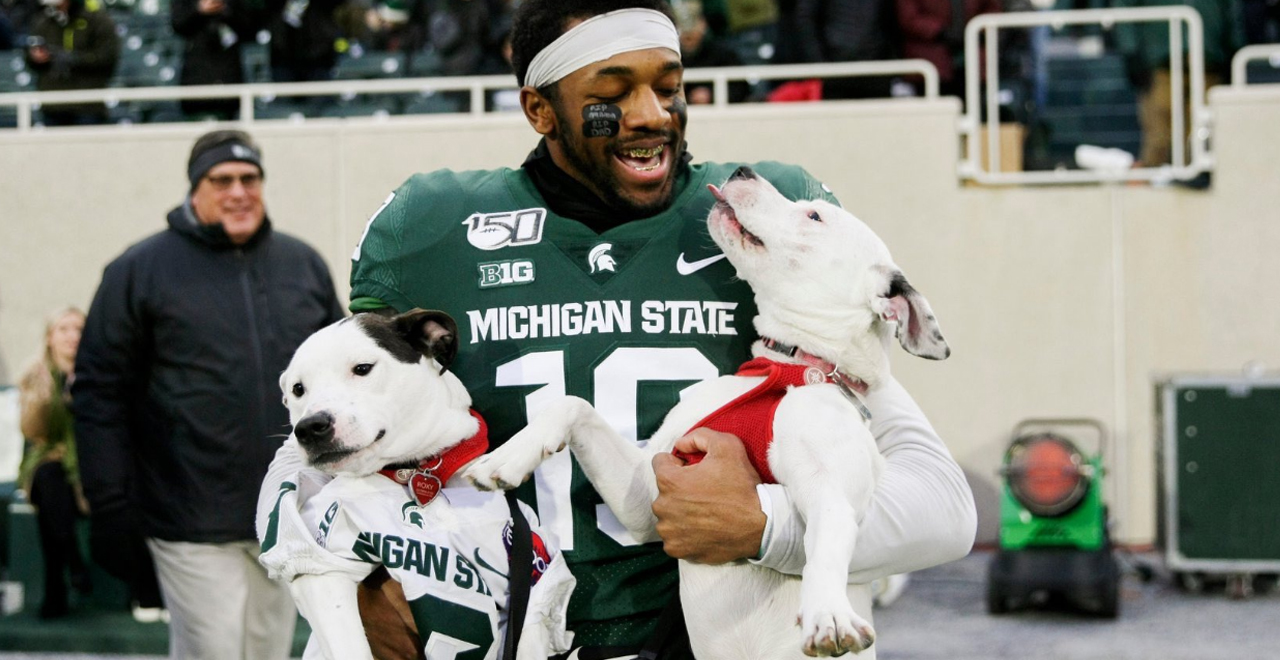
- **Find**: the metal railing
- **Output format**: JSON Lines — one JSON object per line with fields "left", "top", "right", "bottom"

{"left": 1231, "top": 44, "right": 1280, "bottom": 87}
{"left": 0, "top": 60, "right": 940, "bottom": 132}
{"left": 961, "top": 7, "right": 1210, "bottom": 185}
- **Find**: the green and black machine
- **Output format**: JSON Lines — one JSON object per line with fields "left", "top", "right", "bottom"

{"left": 987, "top": 418, "right": 1119, "bottom": 617}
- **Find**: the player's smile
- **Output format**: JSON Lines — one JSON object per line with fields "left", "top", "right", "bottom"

{"left": 539, "top": 47, "right": 687, "bottom": 217}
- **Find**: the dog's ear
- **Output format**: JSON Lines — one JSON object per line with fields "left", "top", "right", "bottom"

{"left": 392, "top": 309, "right": 459, "bottom": 371}
{"left": 878, "top": 271, "right": 950, "bottom": 360}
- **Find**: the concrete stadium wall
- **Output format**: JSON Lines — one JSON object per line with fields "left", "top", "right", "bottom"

{"left": 2, "top": 88, "right": 1277, "bottom": 547}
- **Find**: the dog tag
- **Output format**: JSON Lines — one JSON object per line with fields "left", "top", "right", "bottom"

{"left": 409, "top": 472, "right": 443, "bottom": 506}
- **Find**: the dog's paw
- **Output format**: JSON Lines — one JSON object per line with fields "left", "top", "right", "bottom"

{"left": 797, "top": 601, "right": 875, "bottom": 657}
{"left": 463, "top": 430, "right": 566, "bottom": 491}
{"left": 464, "top": 454, "right": 525, "bottom": 491}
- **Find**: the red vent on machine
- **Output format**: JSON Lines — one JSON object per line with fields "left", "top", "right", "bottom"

{"left": 1005, "top": 433, "right": 1091, "bottom": 517}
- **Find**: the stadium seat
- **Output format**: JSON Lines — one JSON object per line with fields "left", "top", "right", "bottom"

{"left": 1029, "top": 51, "right": 1142, "bottom": 170}
{"left": 242, "top": 42, "right": 271, "bottom": 83}
{"left": 0, "top": 51, "right": 33, "bottom": 94}
{"left": 320, "top": 97, "right": 397, "bottom": 118}
{"left": 402, "top": 91, "right": 465, "bottom": 115}
{"left": 406, "top": 49, "right": 443, "bottom": 78}
{"left": 254, "top": 97, "right": 309, "bottom": 121}
{"left": 1245, "top": 60, "right": 1280, "bottom": 86}
{"left": 334, "top": 51, "right": 407, "bottom": 80}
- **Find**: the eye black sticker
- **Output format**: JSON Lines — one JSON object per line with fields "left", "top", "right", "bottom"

{"left": 582, "top": 103, "right": 621, "bottom": 138}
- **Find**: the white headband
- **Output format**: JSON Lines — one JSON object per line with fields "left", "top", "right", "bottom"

{"left": 524, "top": 8, "right": 681, "bottom": 90}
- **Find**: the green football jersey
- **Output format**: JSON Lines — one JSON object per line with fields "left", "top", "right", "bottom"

{"left": 349, "top": 160, "right": 837, "bottom": 649}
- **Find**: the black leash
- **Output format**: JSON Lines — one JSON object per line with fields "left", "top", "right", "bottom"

{"left": 502, "top": 490, "right": 533, "bottom": 660}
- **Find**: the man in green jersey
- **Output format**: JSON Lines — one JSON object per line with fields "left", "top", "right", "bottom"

{"left": 259, "top": 1, "right": 976, "bottom": 657}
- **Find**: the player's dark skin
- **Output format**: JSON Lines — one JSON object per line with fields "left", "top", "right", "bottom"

{"left": 521, "top": 44, "right": 767, "bottom": 564}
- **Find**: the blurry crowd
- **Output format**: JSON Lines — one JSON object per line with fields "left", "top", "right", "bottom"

{"left": 1, "top": 0, "right": 1278, "bottom": 125}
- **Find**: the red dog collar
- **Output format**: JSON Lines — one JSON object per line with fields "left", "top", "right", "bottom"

{"left": 379, "top": 410, "right": 489, "bottom": 506}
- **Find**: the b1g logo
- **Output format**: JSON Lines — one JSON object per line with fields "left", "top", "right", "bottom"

{"left": 477, "top": 259, "right": 535, "bottom": 289}
{"left": 463, "top": 208, "right": 546, "bottom": 250}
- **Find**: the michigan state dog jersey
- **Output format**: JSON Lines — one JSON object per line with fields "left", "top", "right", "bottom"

{"left": 349, "top": 160, "right": 837, "bottom": 648}
{"left": 292, "top": 477, "right": 573, "bottom": 660}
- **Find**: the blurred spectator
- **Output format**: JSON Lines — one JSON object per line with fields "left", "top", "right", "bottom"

{"left": 476, "top": 0, "right": 513, "bottom": 74}
{"left": 674, "top": 0, "right": 750, "bottom": 104}
{"left": 1114, "top": 0, "right": 1245, "bottom": 166}
{"left": 1, "top": 0, "right": 41, "bottom": 43}
{"left": 17, "top": 307, "right": 91, "bottom": 619}
{"left": 267, "top": 0, "right": 346, "bottom": 82}
{"left": 171, "top": 0, "right": 266, "bottom": 119}
{"left": 359, "top": 0, "right": 426, "bottom": 52}
{"left": 896, "top": 0, "right": 1001, "bottom": 97}
{"left": 1242, "top": 0, "right": 1279, "bottom": 44}
{"left": 23, "top": 0, "right": 119, "bottom": 126}
{"left": 427, "top": 0, "right": 490, "bottom": 76}
{"left": 73, "top": 130, "right": 343, "bottom": 660}
{"left": 796, "top": 0, "right": 900, "bottom": 98}
{"left": 1, "top": 10, "right": 15, "bottom": 48}
{"left": 720, "top": 0, "right": 780, "bottom": 63}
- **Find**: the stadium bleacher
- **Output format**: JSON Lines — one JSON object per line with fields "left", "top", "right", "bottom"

{"left": 1035, "top": 51, "right": 1143, "bottom": 169}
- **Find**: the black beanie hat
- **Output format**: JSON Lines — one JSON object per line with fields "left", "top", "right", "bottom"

{"left": 187, "top": 131, "right": 264, "bottom": 191}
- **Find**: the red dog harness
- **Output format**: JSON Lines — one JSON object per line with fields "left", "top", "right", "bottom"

{"left": 673, "top": 357, "right": 840, "bottom": 484}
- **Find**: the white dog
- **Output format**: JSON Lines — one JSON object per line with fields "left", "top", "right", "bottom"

{"left": 258, "top": 310, "right": 575, "bottom": 660}
{"left": 466, "top": 167, "right": 949, "bottom": 659}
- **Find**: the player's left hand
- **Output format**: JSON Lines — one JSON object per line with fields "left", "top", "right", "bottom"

{"left": 651, "top": 429, "right": 766, "bottom": 563}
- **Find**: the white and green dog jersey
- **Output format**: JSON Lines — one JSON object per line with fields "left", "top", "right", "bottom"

{"left": 262, "top": 469, "right": 575, "bottom": 660}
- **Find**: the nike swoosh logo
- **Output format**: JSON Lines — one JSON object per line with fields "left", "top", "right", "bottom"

{"left": 676, "top": 252, "right": 727, "bottom": 275}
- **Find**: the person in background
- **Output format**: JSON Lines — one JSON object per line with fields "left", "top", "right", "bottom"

{"left": 896, "top": 0, "right": 1001, "bottom": 98}
{"left": 1114, "top": 0, "right": 1245, "bottom": 167}
{"left": 1242, "top": 0, "right": 1279, "bottom": 44}
{"left": 171, "top": 0, "right": 265, "bottom": 119}
{"left": 796, "top": 0, "right": 901, "bottom": 98}
{"left": 73, "top": 130, "right": 344, "bottom": 660}
{"left": 266, "top": 0, "right": 346, "bottom": 83}
{"left": 0, "top": 8, "right": 16, "bottom": 48}
{"left": 674, "top": 0, "right": 751, "bottom": 104}
{"left": 23, "top": 0, "right": 119, "bottom": 126}
{"left": 18, "top": 308, "right": 91, "bottom": 619}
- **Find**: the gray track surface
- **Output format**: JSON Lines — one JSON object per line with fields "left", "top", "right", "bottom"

{"left": 3, "top": 550, "right": 1278, "bottom": 659}
{"left": 875, "top": 550, "right": 1280, "bottom": 660}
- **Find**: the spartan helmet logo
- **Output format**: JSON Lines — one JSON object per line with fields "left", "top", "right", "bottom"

{"left": 401, "top": 501, "right": 426, "bottom": 529}
{"left": 588, "top": 243, "right": 617, "bottom": 274}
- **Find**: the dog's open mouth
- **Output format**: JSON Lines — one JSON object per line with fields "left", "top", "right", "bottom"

{"left": 708, "top": 184, "right": 764, "bottom": 247}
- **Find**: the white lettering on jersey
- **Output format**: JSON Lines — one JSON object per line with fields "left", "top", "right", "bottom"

{"left": 467, "top": 300, "right": 737, "bottom": 343}
{"left": 463, "top": 208, "right": 547, "bottom": 250}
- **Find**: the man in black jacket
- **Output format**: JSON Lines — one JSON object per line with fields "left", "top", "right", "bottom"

{"left": 73, "top": 130, "right": 344, "bottom": 660}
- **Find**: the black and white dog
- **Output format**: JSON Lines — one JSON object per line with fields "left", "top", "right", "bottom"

{"left": 466, "top": 167, "right": 949, "bottom": 659}
{"left": 259, "top": 311, "right": 575, "bottom": 660}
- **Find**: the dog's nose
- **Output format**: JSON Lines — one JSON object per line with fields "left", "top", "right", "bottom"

{"left": 294, "top": 412, "right": 335, "bottom": 446}
{"left": 730, "top": 166, "right": 757, "bottom": 181}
